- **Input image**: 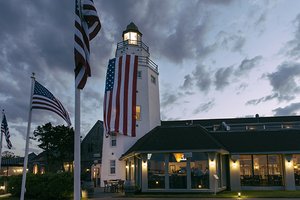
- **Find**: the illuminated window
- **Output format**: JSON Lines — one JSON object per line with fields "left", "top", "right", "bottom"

{"left": 110, "top": 160, "right": 116, "bottom": 174}
{"left": 124, "top": 32, "right": 138, "bottom": 45}
{"left": 136, "top": 105, "right": 141, "bottom": 121}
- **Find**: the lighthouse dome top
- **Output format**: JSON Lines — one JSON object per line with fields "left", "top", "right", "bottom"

{"left": 122, "top": 22, "right": 142, "bottom": 37}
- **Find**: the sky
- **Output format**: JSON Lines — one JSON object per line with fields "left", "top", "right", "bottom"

{"left": 1, "top": 0, "right": 300, "bottom": 156}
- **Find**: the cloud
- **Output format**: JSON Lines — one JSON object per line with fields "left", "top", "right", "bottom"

{"left": 181, "top": 75, "right": 193, "bottom": 90}
{"left": 218, "top": 31, "right": 246, "bottom": 52}
{"left": 284, "top": 14, "right": 300, "bottom": 59}
{"left": 214, "top": 66, "right": 234, "bottom": 90}
{"left": 193, "top": 100, "right": 215, "bottom": 115}
{"left": 193, "top": 64, "right": 212, "bottom": 93}
{"left": 246, "top": 93, "right": 279, "bottom": 105}
{"left": 266, "top": 62, "right": 300, "bottom": 101}
{"left": 235, "top": 56, "right": 263, "bottom": 76}
{"left": 273, "top": 103, "right": 300, "bottom": 116}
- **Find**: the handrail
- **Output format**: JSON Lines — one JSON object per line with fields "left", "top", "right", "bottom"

{"left": 117, "top": 40, "right": 149, "bottom": 52}
{"left": 138, "top": 56, "right": 158, "bottom": 72}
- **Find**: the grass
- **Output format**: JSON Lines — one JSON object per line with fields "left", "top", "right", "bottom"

{"left": 129, "top": 190, "right": 300, "bottom": 198}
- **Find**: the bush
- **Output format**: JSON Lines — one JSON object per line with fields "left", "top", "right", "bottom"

{"left": 8, "top": 173, "right": 73, "bottom": 200}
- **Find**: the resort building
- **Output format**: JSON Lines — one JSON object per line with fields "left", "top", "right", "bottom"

{"left": 100, "top": 22, "right": 300, "bottom": 192}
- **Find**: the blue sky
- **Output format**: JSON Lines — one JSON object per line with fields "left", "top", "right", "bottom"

{"left": 1, "top": 0, "right": 300, "bottom": 156}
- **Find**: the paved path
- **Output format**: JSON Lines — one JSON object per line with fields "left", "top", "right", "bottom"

{"left": 89, "top": 188, "right": 300, "bottom": 200}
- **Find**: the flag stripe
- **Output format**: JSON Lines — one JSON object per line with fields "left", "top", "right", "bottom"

{"left": 114, "top": 56, "right": 122, "bottom": 133}
{"left": 123, "top": 55, "right": 130, "bottom": 135}
{"left": 131, "top": 56, "right": 138, "bottom": 137}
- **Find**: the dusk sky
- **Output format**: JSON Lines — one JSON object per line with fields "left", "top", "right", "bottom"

{"left": 1, "top": 0, "right": 300, "bottom": 156}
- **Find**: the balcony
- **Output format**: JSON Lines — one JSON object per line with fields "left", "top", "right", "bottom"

{"left": 117, "top": 40, "right": 149, "bottom": 53}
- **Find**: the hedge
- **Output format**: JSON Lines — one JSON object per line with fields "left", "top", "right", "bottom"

{"left": 8, "top": 172, "right": 73, "bottom": 200}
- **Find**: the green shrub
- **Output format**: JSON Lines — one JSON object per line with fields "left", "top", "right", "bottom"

{"left": 8, "top": 173, "right": 73, "bottom": 200}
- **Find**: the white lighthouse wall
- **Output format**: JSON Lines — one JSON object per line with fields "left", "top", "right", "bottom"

{"left": 101, "top": 42, "right": 160, "bottom": 185}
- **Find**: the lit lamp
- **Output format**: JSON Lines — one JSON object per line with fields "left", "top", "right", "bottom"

{"left": 238, "top": 192, "right": 241, "bottom": 198}
{"left": 122, "top": 22, "right": 142, "bottom": 45}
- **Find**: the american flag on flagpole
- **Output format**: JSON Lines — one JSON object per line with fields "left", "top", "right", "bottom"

{"left": 103, "top": 55, "right": 138, "bottom": 137}
{"left": 74, "top": 0, "right": 101, "bottom": 89}
{"left": 32, "top": 81, "right": 71, "bottom": 126}
{"left": 1, "top": 112, "right": 12, "bottom": 149}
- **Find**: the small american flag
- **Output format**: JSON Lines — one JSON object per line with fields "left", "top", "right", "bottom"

{"left": 74, "top": 0, "right": 101, "bottom": 89}
{"left": 1, "top": 112, "right": 12, "bottom": 149}
{"left": 32, "top": 81, "right": 71, "bottom": 126}
{"left": 103, "top": 55, "right": 138, "bottom": 137}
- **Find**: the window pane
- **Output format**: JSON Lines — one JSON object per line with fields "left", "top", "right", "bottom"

{"left": 169, "top": 153, "right": 187, "bottom": 189}
{"left": 293, "top": 155, "right": 300, "bottom": 186}
{"left": 136, "top": 105, "right": 141, "bottom": 121}
{"left": 240, "top": 155, "right": 283, "bottom": 186}
{"left": 148, "top": 153, "right": 165, "bottom": 189}
{"left": 110, "top": 160, "right": 116, "bottom": 174}
{"left": 190, "top": 152, "right": 209, "bottom": 189}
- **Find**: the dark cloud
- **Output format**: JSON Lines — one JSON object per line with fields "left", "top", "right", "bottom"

{"left": 193, "top": 100, "right": 215, "bottom": 115}
{"left": 160, "top": 92, "right": 179, "bottom": 108}
{"left": 266, "top": 62, "right": 300, "bottom": 101}
{"left": 235, "top": 56, "right": 263, "bottom": 76}
{"left": 285, "top": 14, "right": 300, "bottom": 59}
{"left": 246, "top": 93, "right": 278, "bottom": 105}
{"left": 181, "top": 75, "right": 193, "bottom": 90}
{"left": 193, "top": 64, "right": 212, "bottom": 92}
{"left": 273, "top": 103, "right": 300, "bottom": 116}
{"left": 215, "top": 66, "right": 234, "bottom": 90}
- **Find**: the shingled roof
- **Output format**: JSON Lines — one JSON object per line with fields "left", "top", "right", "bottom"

{"left": 211, "top": 129, "right": 300, "bottom": 154}
{"left": 121, "top": 125, "right": 227, "bottom": 159}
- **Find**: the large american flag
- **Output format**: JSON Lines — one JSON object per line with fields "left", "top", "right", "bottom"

{"left": 74, "top": 0, "right": 101, "bottom": 89}
{"left": 103, "top": 55, "right": 138, "bottom": 137}
{"left": 32, "top": 81, "right": 71, "bottom": 126}
{"left": 1, "top": 112, "right": 12, "bottom": 149}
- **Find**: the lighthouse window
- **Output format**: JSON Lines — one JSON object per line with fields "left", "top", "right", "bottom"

{"left": 110, "top": 132, "right": 117, "bottom": 147}
{"left": 137, "top": 71, "right": 142, "bottom": 79}
{"left": 136, "top": 105, "right": 141, "bottom": 121}
{"left": 110, "top": 160, "right": 116, "bottom": 174}
{"left": 151, "top": 75, "right": 156, "bottom": 84}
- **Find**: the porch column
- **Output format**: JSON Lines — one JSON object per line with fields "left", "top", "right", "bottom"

{"left": 187, "top": 157, "right": 191, "bottom": 189}
{"left": 141, "top": 158, "right": 148, "bottom": 192}
{"left": 208, "top": 153, "right": 217, "bottom": 192}
{"left": 283, "top": 154, "right": 296, "bottom": 191}
{"left": 229, "top": 155, "right": 241, "bottom": 191}
{"left": 165, "top": 154, "right": 169, "bottom": 189}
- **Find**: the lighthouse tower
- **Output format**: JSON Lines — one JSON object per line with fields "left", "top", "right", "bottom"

{"left": 100, "top": 22, "right": 161, "bottom": 184}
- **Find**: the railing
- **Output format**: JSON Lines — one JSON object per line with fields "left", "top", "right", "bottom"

{"left": 117, "top": 40, "right": 149, "bottom": 52}
{"left": 138, "top": 56, "right": 158, "bottom": 72}
{"left": 208, "top": 121, "right": 300, "bottom": 132}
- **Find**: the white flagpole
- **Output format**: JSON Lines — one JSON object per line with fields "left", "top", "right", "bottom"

{"left": 0, "top": 110, "right": 4, "bottom": 171}
{"left": 20, "top": 73, "right": 35, "bottom": 200}
{"left": 74, "top": 87, "right": 81, "bottom": 200}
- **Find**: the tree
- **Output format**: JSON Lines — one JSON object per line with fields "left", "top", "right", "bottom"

{"left": 33, "top": 123, "right": 74, "bottom": 172}
{"left": 2, "top": 151, "right": 17, "bottom": 159}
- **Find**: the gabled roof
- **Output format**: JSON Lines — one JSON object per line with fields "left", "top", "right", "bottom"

{"left": 121, "top": 125, "right": 227, "bottom": 159}
{"left": 211, "top": 129, "right": 300, "bottom": 154}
